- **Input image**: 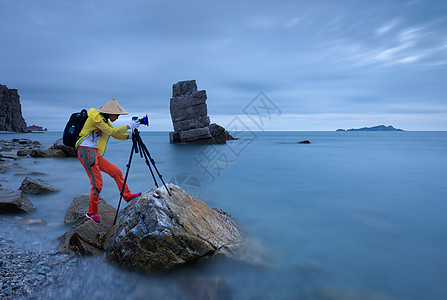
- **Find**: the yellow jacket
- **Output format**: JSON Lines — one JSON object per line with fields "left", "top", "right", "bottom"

{"left": 75, "top": 108, "right": 129, "bottom": 155}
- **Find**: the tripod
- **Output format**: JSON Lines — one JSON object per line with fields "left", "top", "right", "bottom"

{"left": 113, "top": 128, "right": 171, "bottom": 225}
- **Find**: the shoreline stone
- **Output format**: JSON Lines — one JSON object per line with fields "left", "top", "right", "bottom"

{"left": 0, "top": 188, "right": 35, "bottom": 213}
{"left": 19, "top": 177, "right": 59, "bottom": 195}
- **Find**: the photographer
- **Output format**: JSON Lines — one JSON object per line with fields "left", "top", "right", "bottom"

{"left": 75, "top": 99, "right": 141, "bottom": 223}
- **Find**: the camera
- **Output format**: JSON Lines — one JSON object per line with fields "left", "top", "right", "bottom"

{"left": 132, "top": 114, "right": 149, "bottom": 126}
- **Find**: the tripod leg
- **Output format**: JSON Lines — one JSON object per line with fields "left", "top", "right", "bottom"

{"left": 140, "top": 140, "right": 172, "bottom": 197}
{"left": 139, "top": 140, "right": 159, "bottom": 188}
{"left": 113, "top": 137, "right": 137, "bottom": 225}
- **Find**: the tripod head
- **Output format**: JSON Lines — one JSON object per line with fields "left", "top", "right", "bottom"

{"left": 132, "top": 114, "right": 149, "bottom": 126}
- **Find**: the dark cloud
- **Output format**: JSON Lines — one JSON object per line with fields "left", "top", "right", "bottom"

{"left": 1, "top": 0, "right": 446, "bottom": 130}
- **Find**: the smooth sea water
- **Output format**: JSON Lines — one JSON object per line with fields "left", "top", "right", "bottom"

{"left": 1, "top": 131, "right": 447, "bottom": 299}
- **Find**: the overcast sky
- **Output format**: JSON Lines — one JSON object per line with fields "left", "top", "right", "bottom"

{"left": 1, "top": 0, "right": 446, "bottom": 131}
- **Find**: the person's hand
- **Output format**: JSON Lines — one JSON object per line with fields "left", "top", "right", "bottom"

{"left": 129, "top": 119, "right": 140, "bottom": 130}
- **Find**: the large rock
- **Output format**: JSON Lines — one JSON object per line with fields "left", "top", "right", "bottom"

{"left": 56, "top": 203, "right": 117, "bottom": 255}
{"left": 0, "top": 85, "right": 28, "bottom": 132}
{"left": 104, "top": 184, "right": 243, "bottom": 271}
{"left": 29, "top": 148, "right": 65, "bottom": 158}
{"left": 64, "top": 194, "right": 106, "bottom": 224}
{"left": 50, "top": 138, "right": 77, "bottom": 157}
{"left": 169, "top": 80, "right": 235, "bottom": 144}
{"left": 0, "top": 188, "right": 35, "bottom": 213}
{"left": 19, "top": 176, "right": 59, "bottom": 194}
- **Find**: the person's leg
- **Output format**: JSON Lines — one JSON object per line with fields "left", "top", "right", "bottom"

{"left": 95, "top": 151, "right": 134, "bottom": 201}
{"left": 77, "top": 147, "right": 103, "bottom": 215}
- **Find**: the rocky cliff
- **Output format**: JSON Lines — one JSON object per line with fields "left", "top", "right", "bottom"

{"left": 169, "top": 80, "right": 234, "bottom": 144}
{"left": 0, "top": 85, "right": 27, "bottom": 132}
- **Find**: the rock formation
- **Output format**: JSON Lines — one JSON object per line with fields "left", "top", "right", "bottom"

{"left": 57, "top": 184, "right": 243, "bottom": 271}
{"left": 169, "top": 80, "right": 235, "bottom": 144}
{"left": 0, "top": 85, "right": 27, "bottom": 132}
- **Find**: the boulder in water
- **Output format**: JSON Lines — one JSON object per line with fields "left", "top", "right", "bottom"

{"left": 0, "top": 188, "right": 35, "bottom": 213}
{"left": 19, "top": 177, "right": 59, "bottom": 194}
{"left": 104, "top": 184, "right": 243, "bottom": 270}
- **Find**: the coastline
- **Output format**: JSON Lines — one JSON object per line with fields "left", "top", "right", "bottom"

{"left": 0, "top": 136, "right": 76, "bottom": 299}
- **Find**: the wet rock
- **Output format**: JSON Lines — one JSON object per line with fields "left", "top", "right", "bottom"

{"left": 35, "top": 275, "right": 45, "bottom": 281}
{"left": 2, "top": 286, "right": 12, "bottom": 295}
{"left": 56, "top": 203, "right": 117, "bottom": 255}
{"left": 64, "top": 194, "right": 107, "bottom": 224}
{"left": 0, "top": 153, "right": 19, "bottom": 160}
{"left": 29, "top": 149, "right": 47, "bottom": 158}
{"left": 29, "top": 149, "right": 65, "bottom": 158}
{"left": 0, "top": 188, "right": 35, "bottom": 213}
{"left": 105, "top": 184, "right": 243, "bottom": 271}
{"left": 17, "top": 149, "right": 32, "bottom": 156}
{"left": 14, "top": 171, "right": 46, "bottom": 176}
{"left": 19, "top": 177, "right": 59, "bottom": 195}
{"left": 50, "top": 138, "right": 77, "bottom": 157}
{"left": 298, "top": 140, "right": 311, "bottom": 144}
{"left": 0, "top": 164, "right": 10, "bottom": 173}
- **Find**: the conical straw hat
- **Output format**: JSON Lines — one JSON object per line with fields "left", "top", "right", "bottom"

{"left": 97, "top": 99, "right": 128, "bottom": 115}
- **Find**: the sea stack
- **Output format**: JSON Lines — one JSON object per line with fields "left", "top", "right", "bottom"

{"left": 169, "top": 80, "right": 233, "bottom": 144}
{"left": 0, "top": 84, "right": 28, "bottom": 132}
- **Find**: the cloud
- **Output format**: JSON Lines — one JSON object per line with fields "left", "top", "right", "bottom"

{"left": 1, "top": 0, "right": 447, "bottom": 130}
{"left": 376, "top": 19, "right": 401, "bottom": 36}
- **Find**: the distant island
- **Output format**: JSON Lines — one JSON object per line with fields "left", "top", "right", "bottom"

{"left": 336, "top": 125, "right": 404, "bottom": 132}
{"left": 27, "top": 125, "right": 47, "bottom": 132}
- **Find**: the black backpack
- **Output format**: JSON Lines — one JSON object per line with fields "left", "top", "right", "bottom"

{"left": 63, "top": 109, "right": 88, "bottom": 148}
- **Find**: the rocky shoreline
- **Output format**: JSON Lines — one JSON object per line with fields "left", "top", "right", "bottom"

{"left": 0, "top": 238, "right": 69, "bottom": 299}
{"left": 0, "top": 135, "right": 245, "bottom": 298}
{"left": 0, "top": 137, "right": 71, "bottom": 299}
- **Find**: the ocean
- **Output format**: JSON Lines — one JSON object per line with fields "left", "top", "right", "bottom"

{"left": 1, "top": 131, "right": 447, "bottom": 299}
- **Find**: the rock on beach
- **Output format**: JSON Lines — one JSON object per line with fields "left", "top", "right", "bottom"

{"left": 0, "top": 188, "right": 35, "bottom": 213}
{"left": 19, "top": 177, "right": 59, "bottom": 195}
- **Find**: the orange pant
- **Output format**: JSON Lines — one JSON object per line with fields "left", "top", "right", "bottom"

{"left": 78, "top": 146, "right": 132, "bottom": 214}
